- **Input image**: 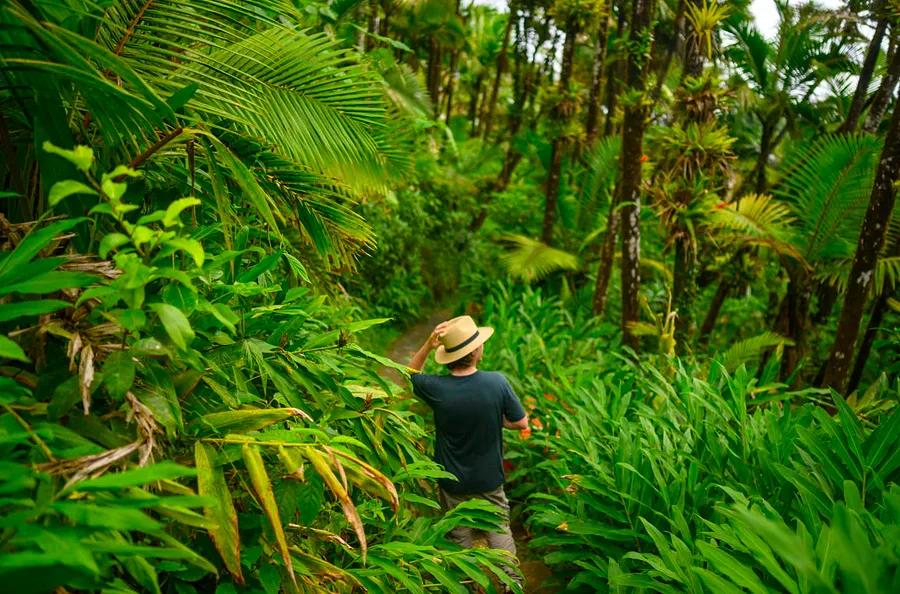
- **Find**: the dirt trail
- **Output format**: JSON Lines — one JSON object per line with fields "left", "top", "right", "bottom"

{"left": 383, "top": 311, "right": 553, "bottom": 593}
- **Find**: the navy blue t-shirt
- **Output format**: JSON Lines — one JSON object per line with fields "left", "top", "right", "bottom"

{"left": 411, "top": 370, "right": 526, "bottom": 494}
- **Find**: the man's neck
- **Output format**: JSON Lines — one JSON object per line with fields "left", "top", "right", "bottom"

{"left": 450, "top": 366, "right": 478, "bottom": 377}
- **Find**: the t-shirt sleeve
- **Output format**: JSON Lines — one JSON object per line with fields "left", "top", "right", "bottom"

{"left": 410, "top": 373, "right": 436, "bottom": 405}
{"left": 500, "top": 375, "right": 526, "bottom": 422}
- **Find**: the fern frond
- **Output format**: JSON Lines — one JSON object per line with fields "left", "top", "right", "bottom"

{"left": 776, "top": 134, "right": 882, "bottom": 263}
{"left": 500, "top": 235, "right": 579, "bottom": 283}
{"left": 716, "top": 332, "right": 794, "bottom": 372}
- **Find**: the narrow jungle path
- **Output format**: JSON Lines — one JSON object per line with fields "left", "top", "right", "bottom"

{"left": 384, "top": 311, "right": 553, "bottom": 593}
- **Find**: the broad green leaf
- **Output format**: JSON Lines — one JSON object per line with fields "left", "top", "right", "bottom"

{"left": 167, "top": 237, "right": 205, "bottom": 266}
{"left": 0, "top": 335, "right": 29, "bottom": 362}
{"left": 163, "top": 198, "right": 201, "bottom": 227}
{"left": 0, "top": 299, "right": 69, "bottom": 322}
{"left": 99, "top": 233, "right": 131, "bottom": 258}
{"left": 102, "top": 350, "right": 135, "bottom": 399}
{"left": 242, "top": 444, "right": 296, "bottom": 587}
{"left": 195, "top": 442, "right": 243, "bottom": 583}
{"left": 42, "top": 141, "right": 93, "bottom": 172}
{"left": 48, "top": 180, "right": 97, "bottom": 206}
{"left": 150, "top": 303, "right": 194, "bottom": 350}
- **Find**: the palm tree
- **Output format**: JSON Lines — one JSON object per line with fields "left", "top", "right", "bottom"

{"left": 724, "top": 3, "right": 851, "bottom": 194}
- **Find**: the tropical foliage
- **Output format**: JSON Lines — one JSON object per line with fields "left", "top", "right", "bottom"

{"left": 2, "top": 0, "right": 899, "bottom": 592}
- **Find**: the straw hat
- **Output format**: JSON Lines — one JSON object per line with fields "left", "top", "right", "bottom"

{"left": 434, "top": 315, "right": 495, "bottom": 364}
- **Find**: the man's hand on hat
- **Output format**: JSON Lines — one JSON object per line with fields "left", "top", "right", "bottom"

{"left": 428, "top": 321, "right": 449, "bottom": 350}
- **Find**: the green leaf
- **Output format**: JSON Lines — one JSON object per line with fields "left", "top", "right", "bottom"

{"left": 99, "top": 233, "right": 131, "bottom": 258}
{"left": 102, "top": 350, "right": 135, "bottom": 399}
{"left": 0, "top": 218, "right": 86, "bottom": 285}
{"left": 150, "top": 303, "right": 195, "bottom": 350}
{"left": 195, "top": 442, "right": 243, "bottom": 583}
{"left": 242, "top": 444, "right": 295, "bottom": 587}
{"left": 163, "top": 198, "right": 201, "bottom": 227}
{"left": 0, "top": 271, "right": 95, "bottom": 295}
{"left": 48, "top": 180, "right": 97, "bottom": 206}
{"left": 190, "top": 408, "right": 309, "bottom": 435}
{"left": 52, "top": 502, "right": 162, "bottom": 532}
{"left": 42, "top": 141, "right": 93, "bottom": 172}
{"left": 0, "top": 299, "right": 69, "bottom": 322}
{"left": 70, "top": 462, "right": 197, "bottom": 492}
{"left": 0, "top": 336, "right": 29, "bottom": 362}
{"left": 167, "top": 238, "right": 205, "bottom": 267}
{"left": 166, "top": 83, "right": 199, "bottom": 111}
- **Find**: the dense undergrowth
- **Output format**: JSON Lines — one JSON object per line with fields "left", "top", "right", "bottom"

{"left": 485, "top": 285, "right": 900, "bottom": 593}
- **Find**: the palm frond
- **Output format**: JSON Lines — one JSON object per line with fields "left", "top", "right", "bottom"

{"left": 775, "top": 134, "right": 882, "bottom": 263}
{"left": 709, "top": 193, "right": 803, "bottom": 261}
{"left": 94, "top": 0, "right": 408, "bottom": 191}
{"left": 500, "top": 235, "right": 579, "bottom": 283}
{"left": 716, "top": 332, "right": 794, "bottom": 373}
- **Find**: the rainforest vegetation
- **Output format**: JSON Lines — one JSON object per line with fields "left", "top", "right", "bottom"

{"left": 1, "top": 0, "right": 899, "bottom": 592}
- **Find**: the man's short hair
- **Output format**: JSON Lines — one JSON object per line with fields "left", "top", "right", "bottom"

{"left": 446, "top": 351, "right": 477, "bottom": 370}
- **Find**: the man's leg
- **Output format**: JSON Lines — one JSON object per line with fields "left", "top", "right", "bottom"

{"left": 481, "top": 487, "right": 522, "bottom": 589}
{"left": 439, "top": 488, "right": 475, "bottom": 548}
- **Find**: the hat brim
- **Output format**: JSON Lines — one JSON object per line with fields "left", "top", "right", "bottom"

{"left": 434, "top": 326, "right": 494, "bottom": 364}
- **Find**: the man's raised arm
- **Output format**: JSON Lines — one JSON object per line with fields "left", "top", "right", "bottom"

{"left": 409, "top": 322, "right": 449, "bottom": 372}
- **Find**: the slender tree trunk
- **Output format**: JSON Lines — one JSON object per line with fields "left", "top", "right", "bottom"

{"left": 839, "top": 7, "right": 888, "bottom": 133}
{"left": 848, "top": 291, "right": 890, "bottom": 392}
{"left": 751, "top": 114, "right": 775, "bottom": 194}
{"left": 541, "top": 16, "right": 578, "bottom": 246}
{"left": 592, "top": 195, "right": 620, "bottom": 315}
{"left": 863, "top": 35, "right": 900, "bottom": 133}
{"left": 585, "top": 3, "right": 612, "bottom": 144}
{"left": 481, "top": 5, "right": 515, "bottom": 140}
{"left": 822, "top": 98, "right": 900, "bottom": 391}
{"left": 444, "top": 50, "right": 459, "bottom": 122}
{"left": 698, "top": 275, "right": 733, "bottom": 344}
{"left": 378, "top": 0, "right": 390, "bottom": 37}
{"left": 775, "top": 268, "right": 812, "bottom": 382}
{"left": 619, "top": 0, "right": 656, "bottom": 350}
{"left": 468, "top": 72, "right": 484, "bottom": 135}
{"left": 426, "top": 38, "right": 442, "bottom": 112}
{"left": 652, "top": 0, "right": 685, "bottom": 100}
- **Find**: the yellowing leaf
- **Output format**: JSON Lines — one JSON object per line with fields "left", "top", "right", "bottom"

{"left": 194, "top": 442, "right": 243, "bottom": 584}
{"left": 190, "top": 407, "right": 310, "bottom": 435}
{"left": 242, "top": 444, "right": 296, "bottom": 587}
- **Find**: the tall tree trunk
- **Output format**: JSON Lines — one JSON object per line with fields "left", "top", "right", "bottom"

{"left": 822, "top": 98, "right": 900, "bottom": 391}
{"left": 839, "top": 5, "right": 888, "bottom": 133}
{"left": 585, "top": 3, "right": 612, "bottom": 144}
{"left": 481, "top": 4, "right": 515, "bottom": 140}
{"left": 863, "top": 34, "right": 900, "bottom": 133}
{"left": 378, "top": 0, "right": 391, "bottom": 37}
{"left": 603, "top": 0, "right": 628, "bottom": 137}
{"left": 847, "top": 291, "right": 890, "bottom": 392}
{"left": 541, "top": 16, "right": 578, "bottom": 246}
{"left": 619, "top": 0, "right": 656, "bottom": 350}
{"left": 774, "top": 267, "right": 812, "bottom": 382}
{"left": 592, "top": 195, "right": 620, "bottom": 315}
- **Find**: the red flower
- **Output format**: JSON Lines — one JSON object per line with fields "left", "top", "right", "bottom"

{"left": 531, "top": 417, "right": 544, "bottom": 430}
{"left": 714, "top": 201, "right": 729, "bottom": 209}
{"left": 640, "top": 155, "right": 649, "bottom": 163}
{"left": 543, "top": 393, "right": 556, "bottom": 402}
{"left": 519, "top": 428, "right": 532, "bottom": 440}
{"left": 503, "top": 460, "right": 515, "bottom": 472}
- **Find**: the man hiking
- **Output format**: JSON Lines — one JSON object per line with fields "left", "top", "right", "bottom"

{"left": 408, "top": 315, "right": 528, "bottom": 590}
